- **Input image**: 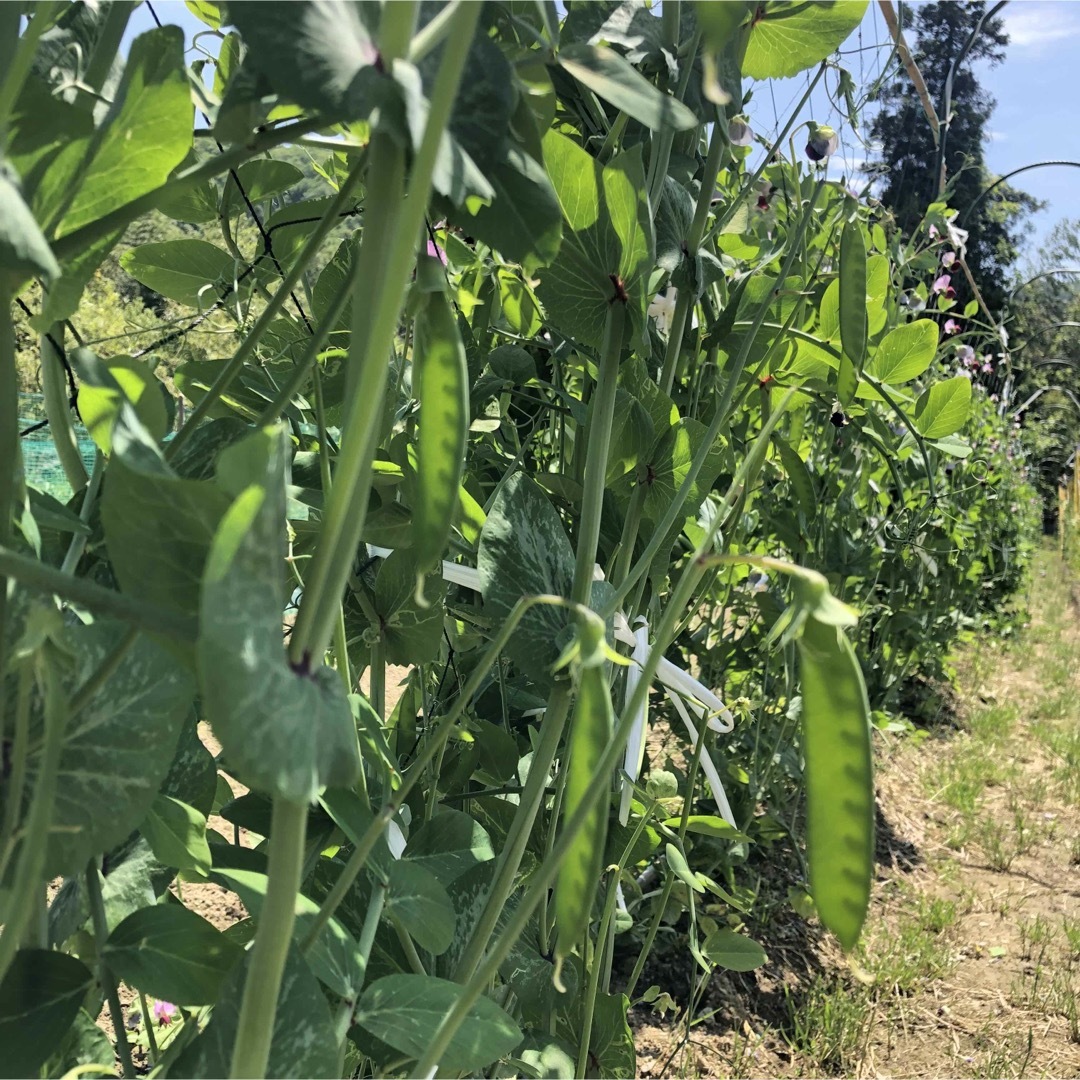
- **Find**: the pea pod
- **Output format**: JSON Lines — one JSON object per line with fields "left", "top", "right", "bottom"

{"left": 837, "top": 220, "right": 867, "bottom": 408}
{"left": 554, "top": 655, "right": 614, "bottom": 976}
{"left": 412, "top": 257, "right": 468, "bottom": 582}
{"left": 796, "top": 613, "right": 874, "bottom": 951}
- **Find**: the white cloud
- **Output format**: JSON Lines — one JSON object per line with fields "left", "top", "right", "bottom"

{"left": 1002, "top": 3, "right": 1080, "bottom": 50}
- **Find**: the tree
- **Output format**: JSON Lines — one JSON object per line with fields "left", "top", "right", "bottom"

{"left": 870, "top": 1, "right": 1041, "bottom": 316}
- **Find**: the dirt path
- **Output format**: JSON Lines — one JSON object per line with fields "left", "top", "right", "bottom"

{"left": 635, "top": 548, "right": 1080, "bottom": 1079}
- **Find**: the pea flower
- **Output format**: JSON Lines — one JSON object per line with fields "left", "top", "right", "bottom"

{"left": 932, "top": 273, "right": 955, "bottom": 298}
{"left": 898, "top": 291, "right": 926, "bottom": 312}
{"left": 956, "top": 344, "right": 976, "bottom": 366}
{"left": 805, "top": 123, "right": 838, "bottom": 162}
{"left": 944, "top": 318, "right": 961, "bottom": 334}
{"left": 946, "top": 218, "right": 969, "bottom": 257}
{"left": 728, "top": 116, "right": 753, "bottom": 147}
{"left": 941, "top": 250, "right": 956, "bottom": 267}
{"left": 982, "top": 358, "right": 994, "bottom": 373}
{"left": 153, "top": 1000, "right": 177, "bottom": 1027}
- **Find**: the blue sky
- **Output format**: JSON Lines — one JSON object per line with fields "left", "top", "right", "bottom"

{"left": 127, "top": 1, "right": 1079, "bottom": 262}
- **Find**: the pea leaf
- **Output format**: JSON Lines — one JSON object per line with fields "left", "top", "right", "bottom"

{"left": 702, "top": 928, "right": 768, "bottom": 971}
{"left": 0, "top": 162, "right": 60, "bottom": 285}
{"left": 0, "top": 950, "right": 93, "bottom": 1080}
{"left": 914, "top": 375, "right": 972, "bottom": 439}
{"left": 119, "top": 238, "right": 240, "bottom": 309}
{"left": 402, "top": 809, "right": 495, "bottom": 887}
{"left": 103, "top": 905, "right": 243, "bottom": 1005}
{"left": 139, "top": 794, "right": 212, "bottom": 875}
{"left": 535, "top": 132, "right": 653, "bottom": 349}
{"left": 171, "top": 944, "right": 338, "bottom": 1078}
{"left": 557, "top": 43, "right": 699, "bottom": 131}
{"left": 198, "top": 427, "right": 360, "bottom": 802}
{"left": 866, "top": 320, "right": 938, "bottom": 385}
{"left": 743, "top": 1, "right": 869, "bottom": 80}
{"left": 355, "top": 974, "right": 522, "bottom": 1072}
{"left": 386, "top": 862, "right": 457, "bottom": 955}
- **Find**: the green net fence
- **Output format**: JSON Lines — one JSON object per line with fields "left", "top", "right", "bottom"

{"left": 19, "top": 392, "right": 97, "bottom": 502}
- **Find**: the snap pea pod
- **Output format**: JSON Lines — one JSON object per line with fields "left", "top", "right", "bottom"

{"left": 553, "top": 650, "right": 614, "bottom": 981}
{"left": 837, "top": 220, "right": 867, "bottom": 408}
{"left": 796, "top": 612, "right": 874, "bottom": 951}
{"left": 412, "top": 256, "right": 468, "bottom": 584}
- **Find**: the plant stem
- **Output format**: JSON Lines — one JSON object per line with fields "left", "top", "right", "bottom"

{"left": 139, "top": 991, "right": 160, "bottom": 1065}
{"left": 60, "top": 449, "right": 103, "bottom": 574}
{"left": 453, "top": 303, "right": 626, "bottom": 984}
{"left": 0, "top": 544, "right": 197, "bottom": 641}
{"left": 0, "top": 2, "right": 65, "bottom": 145}
{"left": 576, "top": 873, "right": 620, "bottom": 1077}
{"left": 289, "top": 0, "right": 482, "bottom": 665}
{"left": 658, "top": 289, "right": 692, "bottom": 395}
{"left": 229, "top": 797, "right": 308, "bottom": 1079}
{"left": 0, "top": 649, "right": 67, "bottom": 986}
{"left": 0, "top": 284, "right": 18, "bottom": 745}
{"left": 41, "top": 322, "right": 88, "bottom": 492}
{"left": 83, "top": 1, "right": 135, "bottom": 95}
{"left": 85, "top": 859, "right": 136, "bottom": 1079}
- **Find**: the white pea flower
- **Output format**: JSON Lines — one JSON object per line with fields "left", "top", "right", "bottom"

{"left": 648, "top": 287, "right": 678, "bottom": 334}
{"left": 728, "top": 116, "right": 753, "bottom": 147}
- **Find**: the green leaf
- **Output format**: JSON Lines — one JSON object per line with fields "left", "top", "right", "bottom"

{"left": 386, "top": 862, "right": 457, "bottom": 955}
{"left": 198, "top": 427, "right": 361, "bottom": 802}
{"left": 40, "top": 1009, "right": 113, "bottom": 1079}
{"left": 0, "top": 161, "right": 60, "bottom": 285}
{"left": 402, "top": 808, "right": 495, "bottom": 887}
{"left": 16, "top": 622, "right": 196, "bottom": 879}
{"left": 663, "top": 815, "right": 750, "bottom": 841}
{"left": 119, "top": 238, "right": 239, "bottom": 309}
{"left": 210, "top": 867, "right": 366, "bottom": 999}
{"left": 355, "top": 974, "right": 522, "bottom": 1072}
{"left": 75, "top": 350, "right": 168, "bottom": 454}
{"left": 225, "top": 1, "right": 385, "bottom": 123}
{"left": 913, "top": 375, "right": 972, "bottom": 440}
{"left": 101, "top": 408, "right": 231, "bottom": 633}
{"left": 743, "top": 1, "right": 869, "bottom": 80}
{"left": 796, "top": 615, "right": 874, "bottom": 951}
{"left": 171, "top": 944, "right": 338, "bottom": 1078}
{"left": 773, "top": 436, "right": 817, "bottom": 520}
{"left": 664, "top": 842, "right": 705, "bottom": 893}
{"left": 139, "top": 794, "right": 212, "bottom": 875}
{"left": 154, "top": 151, "right": 219, "bottom": 223}
{"left": 479, "top": 473, "right": 608, "bottom": 688}
{"left": 557, "top": 43, "right": 698, "bottom": 131}
{"left": 221, "top": 159, "right": 304, "bottom": 215}
{"left": 0, "top": 950, "right": 93, "bottom": 1080}
{"left": 455, "top": 143, "right": 563, "bottom": 272}
{"left": 372, "top": 549, "right": 447, "bottom": 666}
{"left": 160, "top": 713, "right": 219, "bottom": 817}
{"left": 866, "top": 320, "right": 938, "bottom": 385}
{"left": 103, "top": 904, "right": 242, "bottom": 1005}
{"left": 702, "top": 928, "right": 768, "bottom": 971}
{"left": 535, "top": 133, "right": 652, "bottom": 349}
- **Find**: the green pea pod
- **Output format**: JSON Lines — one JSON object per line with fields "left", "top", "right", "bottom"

{"left": 554, "top": 658, "right": 614, "bottom": 977}
{"left": 795, "top": 613, "right": 874, "bottom": 951}
{"left": 773, "top": 436, "right": 817, "bottom": 521}
{"left": 413, "top": 265, "right": 468, "bottom": 584}
{"left": 837, "top": 221, "right": 867, "bottom": 408}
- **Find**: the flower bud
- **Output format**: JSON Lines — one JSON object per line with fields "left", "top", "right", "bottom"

{"left": 805, "top": 123, "right": 838, "bottom": 162}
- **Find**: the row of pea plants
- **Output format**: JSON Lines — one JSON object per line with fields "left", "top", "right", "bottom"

{"left": 0, "top": 2, "right": 1037, "bottom": 1078}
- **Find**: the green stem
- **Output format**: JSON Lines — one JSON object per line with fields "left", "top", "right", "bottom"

{"left": 658, "top": 289, "right": 691, "bottom": 395}
{"left": 139, "top": 991, "right": 160, "bottom": 1065}
{"left": 0, "top": 284, "right": 18, "bottom": 739}
{"left": 687, "top": 120, "right": 728, "bottom": 252}
{"left": 41, "top": 322, "right": 88, "bottom": 492}
{"left": 415, "top": 396, "right": 795, "bottom": 1077}
{"left": 0, "top": 651, "right": 67, "bottom": 985}
{"left": 169, "top": 158, "right": 365, "bottom": 458}
{"left": 289, "top": 1, "right": 482, "bottom": 665}
{"left": 576, "top": 874, "right": 620, "bottom": 1077}
{"left": 60, "top": 449, "right": 103, "bottom": 574}
{"left": 229, "top": 797, "right": 308, "bottom": 1079}
{"left": 453, "top": 304, "right": 626, "bottom": 984}
{"left": 82, "top": 1, "right": 135, "bottom": 95}
{"left": 607, "top": 178, "right": 826, "bottom": 616}
{"left": 0, "top": 544, "right": 197, "bottom": 640}
{"left": 85, "top": 859, "right": 136, "bottom": 1079}
{"left": 0, "top": 665, "right": 32, "bottom": 867}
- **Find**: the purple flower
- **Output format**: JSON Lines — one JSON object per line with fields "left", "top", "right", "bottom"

{"left": 944, "top": 319, "right": 961, "bottom": 335}
{"left": 805, "top": 123, "right": 838, "bottom": 162}
{"left": 929, "top": 224, "right": 939, "bottom": 239}
{"left": 941, "top": 250, "right": 956, "bottom": 267}
{"left": 981, "top": 359, "right": 993, "bottom": 373}
{"left": 956, "top": 344, "right": 976, "bottom": 366}
{"left": 153, "top": 1000, "right": 177, "bottom": 1027}
{"left": 426, "top": 238, "right": 445, "bottom": 265}
{"left": 728, "top": 117, "right": 753, "bottom": 147}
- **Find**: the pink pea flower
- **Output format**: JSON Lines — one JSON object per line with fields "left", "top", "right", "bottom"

{"left": 956, "top": 344, "right": 975, "bottom": 366}
{"left": 805, "top": 123, "right": 838, "bottom": 162}
{"left": 932, "top": 273, "right": 955, "bottom": 299}
{"left": 426, "top": 238, "right": 445, "bottom": 265}
{"left": 944, "top": 318, "right": 961, "bottom": 334}
{"left": 941, "top": 250, "right": 956, "bottom": 267}
{"left": 929, "top": 225, "right": 939, "bottom": 239}
{"left": 153, "top": 1000, "right": 178, "bottom": 1027}
{"left": 981, "top": 359, "right": 994, "bottom": 373}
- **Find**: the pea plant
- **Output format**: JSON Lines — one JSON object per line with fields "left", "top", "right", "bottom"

{"left": 0, "top": 2, "right": 1035, "bottom": 1078}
